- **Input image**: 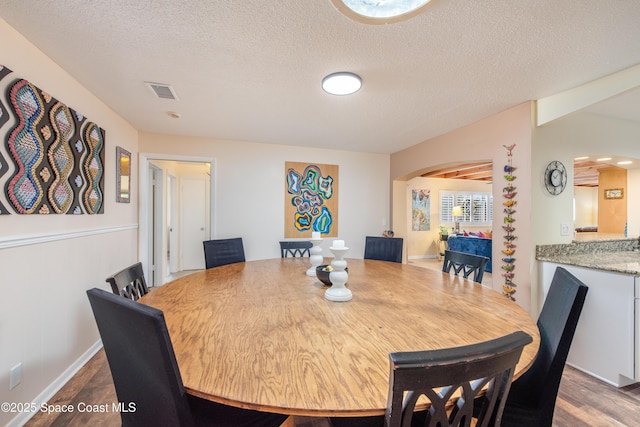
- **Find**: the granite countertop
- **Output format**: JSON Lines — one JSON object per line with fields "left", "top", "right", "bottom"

{"left": 537, "top": 251, "right": 640, "bottom": 275}
{"left": 536, "top": 239, "right": 640, "bottom": 275}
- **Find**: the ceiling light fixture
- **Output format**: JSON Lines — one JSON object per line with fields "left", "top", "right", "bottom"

{"left": 617, "top": 160, "right": 633, "bottom": 165}
{"left": 596, "top": 157, "right": 612, "bottom": 162}
{"left": 332, "top": 0, "right": 435, "bottom": 24}
{"left": 322, "top": 72, "right": 362, "bottom": 95}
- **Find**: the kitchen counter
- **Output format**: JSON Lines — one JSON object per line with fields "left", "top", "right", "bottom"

{"left": 537, "top": 238, "right": 640, "bottom": 387}
{"left": 536, "top": 238, "right": 640, "bottom": 275}
{"left": 536, "top": 251, "right": 640, "bottom": 275}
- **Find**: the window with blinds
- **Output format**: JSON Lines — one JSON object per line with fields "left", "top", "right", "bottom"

{"left": 440, "top": 191, "right": 493, "bottom": 226}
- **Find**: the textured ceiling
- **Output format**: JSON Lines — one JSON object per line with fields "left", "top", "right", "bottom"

{"left": 1, "top": 0, "right": 640, "bottom": 154}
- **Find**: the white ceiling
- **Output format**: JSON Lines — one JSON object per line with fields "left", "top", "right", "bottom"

{"left": 1, "top": 0, "right": 640, "bottom": 154}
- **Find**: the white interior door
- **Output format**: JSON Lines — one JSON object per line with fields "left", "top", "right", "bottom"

{"left": 180, "top": 177, "right": 208, "bottom": 270}
{"left": 148, "top": 164, "right": 164, "bottom": 287}
{"left": 168, "top": 174, "right": 179, "bottom": 274}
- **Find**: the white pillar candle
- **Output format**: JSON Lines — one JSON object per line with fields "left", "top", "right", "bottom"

{"left": 333, "top": 240, "right": 345, "bottom": 248}
{"left": 312, "top": 231, "right": 321, "bottom": 239}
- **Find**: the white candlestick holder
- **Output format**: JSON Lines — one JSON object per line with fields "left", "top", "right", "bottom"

{"left": 306, "top": 237, "right": 324, "bottom": 276}
{"left": 325, "top": 246, "right": 352, "bottom": 302}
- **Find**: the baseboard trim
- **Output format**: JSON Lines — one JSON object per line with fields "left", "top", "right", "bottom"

{"left": 407, "top": 255, "right": 439, "bottom": 260}
{"left": 6, "top": 341, "right": 103, "bottom": 427}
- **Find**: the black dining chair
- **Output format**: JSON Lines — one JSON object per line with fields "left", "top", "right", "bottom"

{"left": 279, "top": 240, "right": 313, "bottom": 258}
{"left": 330, "top": 331, "right": 533, "bottom": 427}
{"left": 105, "top": 262, "right": 149, "bottom": 301}
{"left": 442, "top": 250, "right": 489, "bottom": 283}
{"left": 203, "top": 237, "right": 246, "bottom": 269}
{"left": 86, "top": 288, "right": 289, "bottom": 427}
{"left": 364, "top": 236, "right": 403, "bottom": 263}
{"left": 476, "top": 266, "right": 588, "bottom": 427}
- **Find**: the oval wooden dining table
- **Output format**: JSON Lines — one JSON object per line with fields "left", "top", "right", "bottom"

{"left": 139, "top": 257, "right": 539, "bottom": 419}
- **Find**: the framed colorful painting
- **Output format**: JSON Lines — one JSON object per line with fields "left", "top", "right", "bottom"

{"left": 284, "top": 161, "right": 338, "bottom": 238}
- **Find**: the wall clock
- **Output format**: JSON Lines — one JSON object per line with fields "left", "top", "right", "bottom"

{"left": 544, "top": 161, "right": 567, "bottom": 195}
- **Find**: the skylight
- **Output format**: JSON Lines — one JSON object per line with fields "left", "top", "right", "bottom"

{"left": 332, "top": 0, "right": 434, "bottom": 23}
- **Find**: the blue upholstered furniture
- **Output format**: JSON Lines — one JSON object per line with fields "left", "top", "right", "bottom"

{"left": 446, "top": 235, "right": 492, "bottom": 272}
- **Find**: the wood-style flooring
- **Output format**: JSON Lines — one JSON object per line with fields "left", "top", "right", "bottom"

{"left": 23, "top": 347, "right": 640, "bottom": 427}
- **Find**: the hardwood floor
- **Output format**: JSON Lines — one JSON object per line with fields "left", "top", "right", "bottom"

{"left": 23, "top": 348, "right": 640, "bottom": 426}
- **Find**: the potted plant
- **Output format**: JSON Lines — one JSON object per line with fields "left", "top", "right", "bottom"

{"left": 439, "top": 226, "right": 450, "bottom": 241}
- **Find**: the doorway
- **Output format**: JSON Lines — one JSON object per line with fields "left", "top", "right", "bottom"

{"left": 139, "top": 153, "right": 215, "bottom": 286}
{"left": 179, "top": 176, "right": 209, "bottom": 270}
{"left": 406, "top": 161, "right": 494, "bottom": 261}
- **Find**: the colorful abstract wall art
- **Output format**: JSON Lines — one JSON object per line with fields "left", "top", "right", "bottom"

{"left": 0, "top": 64, "right": 105, "bottom": 215}
{"left": 411, "top": 189, "right": 430, "bottom": 231}
{"left": 284, "top": 161, "right": 338, "bottom": 238}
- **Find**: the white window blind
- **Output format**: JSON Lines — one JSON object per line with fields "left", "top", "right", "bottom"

{"left": 441, "top": 193, "right": 455, "bottom": 223}
{"left": 440, "top": 190, "right": 493, "bottom": 226}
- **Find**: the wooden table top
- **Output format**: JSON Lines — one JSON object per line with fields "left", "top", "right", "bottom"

{"left": 140, "top": 258, "right": 539, "bottom": 417}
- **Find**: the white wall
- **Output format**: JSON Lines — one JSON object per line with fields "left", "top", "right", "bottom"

{"left": 0, "top": 18, "right": 139, "bottom": 426}
{"left": 628, "top": 169, "right": 640, "bottom": 237}
{"left": 139, "top": 133, "right": 391, "bottom": 261}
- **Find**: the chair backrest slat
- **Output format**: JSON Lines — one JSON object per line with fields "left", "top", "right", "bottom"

{"left": 106, "top": 262, "right": 149, "bottom": 300}
{"left": 280, "top": 240, "right": 313, "bottom": 258}
{"left": 442, "top": 250, "right": 489, "bottom": 283}
{"left": 386, "top": 331, "right": 533, "bottom": 427}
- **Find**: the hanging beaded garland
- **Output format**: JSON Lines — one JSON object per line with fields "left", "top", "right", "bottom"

{"left": 502, "top": 144, "right": 517, "bottom": 300}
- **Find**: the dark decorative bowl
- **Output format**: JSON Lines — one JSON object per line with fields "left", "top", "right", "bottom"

{"left": 316, "top": 265, "right": 347, "bottom": 286}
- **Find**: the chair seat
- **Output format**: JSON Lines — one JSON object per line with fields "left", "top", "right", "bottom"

{"left": 188, "top": 395, "right": 288, "bottom": 427}
{"left": 329, "top": 415, "right": 382, "bottom": 427}
{"left": 496, "top": 399, "right": 541, "bottom": 427}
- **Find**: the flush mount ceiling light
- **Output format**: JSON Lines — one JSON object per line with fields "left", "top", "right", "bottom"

{"left": 322, "top": 72, "right": 362, "bottom": 95}
{"left": 331, "top": 0, "right": 435, "bottom": 24}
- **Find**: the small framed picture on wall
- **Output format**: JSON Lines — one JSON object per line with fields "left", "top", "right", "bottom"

{"left": 604, "top": 188, "right": 623, "bottom": 199}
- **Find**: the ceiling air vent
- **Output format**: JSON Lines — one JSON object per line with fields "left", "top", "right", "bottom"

{"left": 145, "top": 82, "right": 179, "bottom": 100}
